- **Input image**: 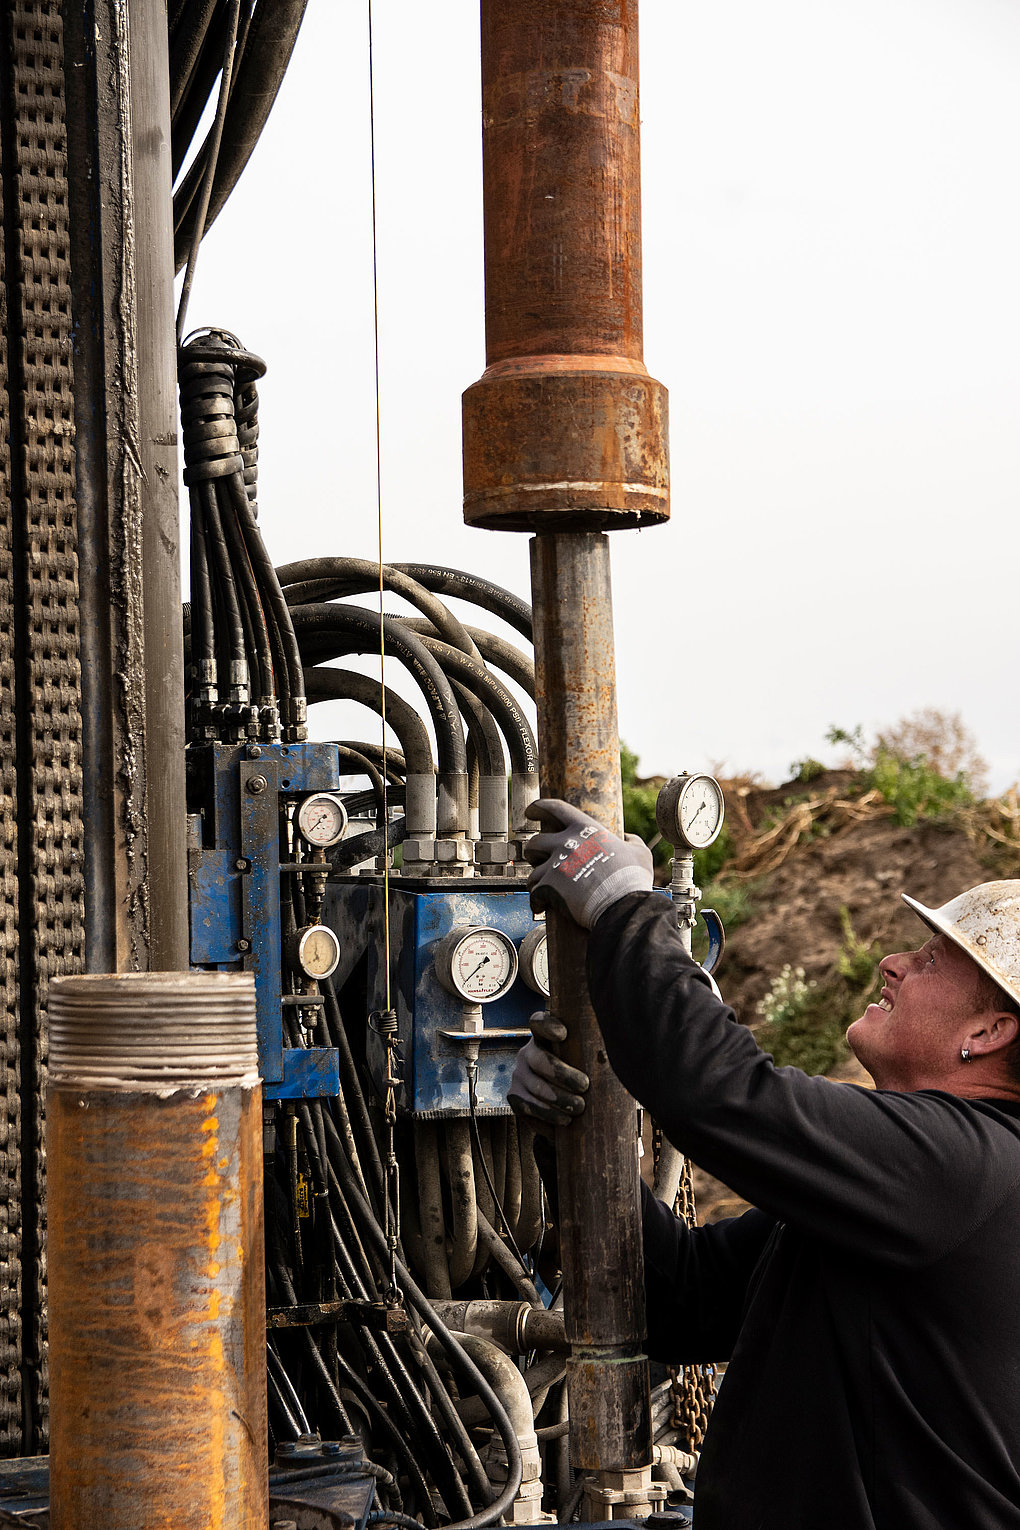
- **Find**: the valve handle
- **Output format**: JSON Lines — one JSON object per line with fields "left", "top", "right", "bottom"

{"left": 700, "top": 908, "right": 725, "bottom": 975}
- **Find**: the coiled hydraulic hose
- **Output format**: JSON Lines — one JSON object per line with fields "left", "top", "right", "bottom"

{"left": 278, "top": 558, "right": 484, "bottom": 665}
{"left": 390, "top": 564, "right": 534, "bottom": 642}
{"left": 304, "top": 667, "right": 434, "bottom": 777}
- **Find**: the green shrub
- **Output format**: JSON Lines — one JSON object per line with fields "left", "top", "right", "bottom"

{"left": 869, "top": 749, "right": 974, "bottom": 828}
{"left": 755, "top": 910, "right": 881, "bottom": 1076}
{"left": 790, "top": 756, "right": 826, "bottom": 783}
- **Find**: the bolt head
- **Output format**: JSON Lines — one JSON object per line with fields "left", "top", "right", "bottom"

{"left": 248, "top": 775, "right": 268, "bottom": 794}
{"left": 236, "top": 937, "right": 251, "bottom": 953}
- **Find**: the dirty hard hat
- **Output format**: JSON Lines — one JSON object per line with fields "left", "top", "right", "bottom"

{"left": 902, "top": 881, "right": 1020, "bottom": 1008}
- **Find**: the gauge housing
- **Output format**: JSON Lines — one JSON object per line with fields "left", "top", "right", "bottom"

{"left": 655, "top": 772, "right": 725, "bottom": 850}
{"left": 434, "top": 925, "right": 519, "bottom": 1004}
{"left": 296, "top": 791, "right": 349, "bottom": 849}
{"left": 519, "top": 925, "right": 550, "bottom": 997}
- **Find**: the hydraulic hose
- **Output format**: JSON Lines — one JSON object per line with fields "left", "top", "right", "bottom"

{"left": 277, "top": 557, "right": 484, "bottom": 665}
{"left": 173, "top": 0, "right": 309, "bottom": 269}
{"left": 303, "top": 666, "right": 435, "bottom": 776}
{"left": 329, "top": 1160, "right": 525, "bottom": 1528}
{"left": 390, "top": 564, "right": 533, "bottom": 642}
{"left": 400, "top": 619, "right": 535, "bottom": 699}
{"left": 403, "top": 633, "right": 538, "bottom": 779}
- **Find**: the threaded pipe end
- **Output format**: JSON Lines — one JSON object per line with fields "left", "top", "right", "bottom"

{"left": 47, "top": 971, "right": 259, "bottom": 1091}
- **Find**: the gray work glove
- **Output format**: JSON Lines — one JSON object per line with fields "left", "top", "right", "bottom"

{"left": 524, "top": 798, "right": 654, "bottom": 929}
{"left": 507, "top": 1011, "right": 589, "bottom": 1128}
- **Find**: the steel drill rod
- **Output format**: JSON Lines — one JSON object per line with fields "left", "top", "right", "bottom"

{"left": 530, "top": 532, "right": 651, "bottom": 1472}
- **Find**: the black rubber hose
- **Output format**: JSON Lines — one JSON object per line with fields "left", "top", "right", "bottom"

{"left": 320, "top": 1119, "right": 499, "bottom": 1511}
{"left": 329, "top": 819, "right": 407, "bottom": 875}
{"left": 219, "top": 478, "right": 275, "bottom": 702}
{"left": 291, "top": 604, "right": 467, "bottom": 775}
{"left": 174, "top": 0, "right": 309, "bottom": 271}
{"left": 188, "top": 492, "right": 216, "bottom": 677}
{"left": 338, "top": 741, "right": 406, "bottom": 784}
{"left": 321, "top": 976, "right": 387, "bottom": 1216}
{"left": 400, "top": 620, "right": 535, "bottom": 700}
{"left": 390, "top": 564, "right": 533, "bottom": 642}
{"left": 451, "top": 681, "right": 504, "bottom": 778}
{"left": 335, "top": 745, "right": 388, "bottom": 817}
{"left": 406, "top": 633, "right": 538, "bottom": 778}
{"left": 267, "top": 1360, "right": 302, "bottom": 1441}
{"left": 266, "top": 1340, "right": 310, "bottom": 1438}
{"left": 304, "top": 666, "right": 434, "bottom": 776}
{"left": 197, "top": 481, "right": 246, "bottom": 672}
{"left": 169, "top": 0, "right": 221, "bottom": 119}
{"left": 226, "top": 473, "right": 306, "bottom": 734}
{"left": 324, "top": 1132, "right": 524, "bottom": 1528}
{"left": 277, "top": 557, "right": 483, "bottom": 664}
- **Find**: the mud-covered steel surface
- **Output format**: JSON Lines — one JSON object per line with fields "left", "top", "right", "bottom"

{"left": 48, "top": 1084, "right": 267, "bottom": 1528}
{"left": 463, "top": 0, "right": 669, "bottom": 530}
{"left": 530, "top": 533, "right": 650, "bottom": 1470}
{"left": 65, "top": 0, "right": 188, "bottom": 974}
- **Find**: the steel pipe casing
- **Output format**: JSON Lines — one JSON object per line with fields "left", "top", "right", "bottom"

{"left": 463, "top": 0, "right": 669, "bottom": 530}
{"left": 47, "top": 972, "right": 267, "bottom": 1530}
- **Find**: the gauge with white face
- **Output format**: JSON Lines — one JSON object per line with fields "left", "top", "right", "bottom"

{"left": 435, "top": 926, "right": 519, "bottom": 1004}
{"left": 656, "top": 773, "right": 725, "bottom": 850}
{"left": 519, "top": 926, "right": 550, "bottom": 997}
{"left": 294, "top": 924, "right": 341, "bottom": 980}
{"left": 296, "top": 792, "right": 348, "bottom": 849}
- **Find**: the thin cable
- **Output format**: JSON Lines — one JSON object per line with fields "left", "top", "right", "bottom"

{"left": 368, "top": 0, "right": 400, "bottom": 1307}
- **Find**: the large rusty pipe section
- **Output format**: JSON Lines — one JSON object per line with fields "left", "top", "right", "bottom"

{"left": 464, "top": 0, "right": 669, "bottom": 1482}
{"left": 46, "top": 972, "right": 267, "bottom": 1528}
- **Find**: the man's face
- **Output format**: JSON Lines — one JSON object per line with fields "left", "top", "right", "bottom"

{"left": 846, "top": 933, "right": 988, "bottom": 1090}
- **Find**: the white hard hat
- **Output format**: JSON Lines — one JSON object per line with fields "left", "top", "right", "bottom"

{"left": 901, "top": 881, "right": 1020, "bottom": 1008}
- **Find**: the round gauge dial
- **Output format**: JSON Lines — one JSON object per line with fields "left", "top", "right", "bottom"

{"left": 519, "top": 926, "right": 550, "bottom": 997}
{"left": 656, "top": 773, "right": 725, "bottom": 850}
{"left": 435, "top": 926, "right": 519, "bottom": 1004}
{"left": 296, "top": 792, "right": 348, "bottom": 849}
{"left": 295, "top": 924, "right": 341, "bottom": 980}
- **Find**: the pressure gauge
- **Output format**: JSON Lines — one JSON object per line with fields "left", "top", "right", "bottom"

{"left": 519, "top": 926, "right": 550, "bottom": 997}
{"left": 293, "top": 924, "right": 341, "bottom": 980}
{"left": 655, "top": 773, "right": 725, "bottom": 850}
{"left": 434, "top": 926, "right": 519, "bottom": 1004}
{"left": 296, "top": 792, "right": 348, "bottom": 849}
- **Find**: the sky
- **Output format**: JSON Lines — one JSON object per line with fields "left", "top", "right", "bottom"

{"left": 178, "top": 0, "right": 1020, "bottom": 793}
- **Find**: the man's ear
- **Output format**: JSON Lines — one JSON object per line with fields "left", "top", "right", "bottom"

{"left": 968, "top": 1010, "right": 1020, "bottom": 1057}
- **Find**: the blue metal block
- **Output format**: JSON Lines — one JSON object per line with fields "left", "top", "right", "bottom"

{"left": 188, "top": 740, "right": 342, "bottom": 1096}
{"left": 265, "top": 1047, "right": 341, "bottom": 1100}
{"left": 188, "top": 848, "right": 242, "bottom": 963}
{"left": 325, "top": 881, "right": 543, "bottom": 1117}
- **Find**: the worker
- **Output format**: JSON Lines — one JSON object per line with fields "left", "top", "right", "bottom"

{"left": 509, "top": 797, "right": 1020, "bottom": 1530}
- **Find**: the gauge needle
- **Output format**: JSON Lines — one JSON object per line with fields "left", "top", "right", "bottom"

{"left": 463, "top": 955, "right": 491, "bottom": 984}
{"left": 689, "top": 797, "right": 710, "bottom": 826}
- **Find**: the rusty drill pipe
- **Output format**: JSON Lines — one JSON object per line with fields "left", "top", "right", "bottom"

{"left": 463, "top": 0, "right": 669, "bottom": 531}
{"left": 47, "top": 972, "right": 267, "bottom": 1530}
{"left": 530, "top": 533, "right": 651, "bottom": 1472}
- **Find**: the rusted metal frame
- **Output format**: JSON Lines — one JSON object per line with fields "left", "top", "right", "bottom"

{"left": 64, "top": 0, "right": 189, "bottom": 974}
{"left": 267, "top": 1298, "right": 409, "bottom": 1334}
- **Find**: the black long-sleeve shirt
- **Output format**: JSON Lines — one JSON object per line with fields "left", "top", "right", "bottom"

{"left": 588, "top": 892, "right": 1020, "bottom": 1530}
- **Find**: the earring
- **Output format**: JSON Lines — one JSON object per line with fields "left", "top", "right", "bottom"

{"left": 961, "top": 1047, "right": 972, "bottom": 1063}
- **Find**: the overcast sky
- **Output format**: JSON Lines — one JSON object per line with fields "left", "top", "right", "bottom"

{"left": 179, "top": 0, "right": 1020, "bottom": 792}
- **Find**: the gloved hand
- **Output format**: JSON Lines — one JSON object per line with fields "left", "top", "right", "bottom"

{"left": 524, "top": 798, "right": 654, "bottom": 929}
{"left": 507, "top": 1011, "right": 589, "bottom": 1128}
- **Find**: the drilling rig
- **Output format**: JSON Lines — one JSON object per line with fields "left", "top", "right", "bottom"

{"left": 0, "top": 2, "right": 712, "bottom": 1525}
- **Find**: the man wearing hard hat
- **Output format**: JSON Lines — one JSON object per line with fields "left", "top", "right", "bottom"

{"left": 511, "top": 798, "right": 1020, "bottom": 1530}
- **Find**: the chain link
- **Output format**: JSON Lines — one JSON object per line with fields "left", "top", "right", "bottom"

{"left": 372, "top": 1008, "right": 403, "bottom": 1305}
{"left": 652, "top": 1124, "right": 718, "bottom": 1451}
